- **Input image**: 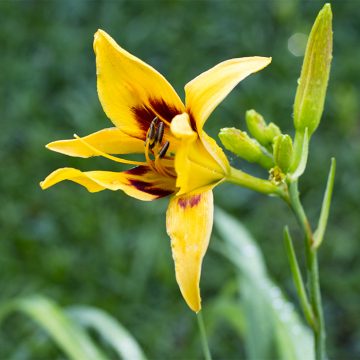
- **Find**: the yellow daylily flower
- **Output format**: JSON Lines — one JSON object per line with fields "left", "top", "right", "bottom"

{"left": 40, "top": 29, "right": 271, "bottom": 312}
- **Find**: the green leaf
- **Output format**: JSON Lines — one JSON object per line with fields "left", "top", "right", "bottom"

{"left": 68, "top": 306, "right": 147, "bottom": 360}
{"left": 214, "top": 208, "right": 314, "bottom": 360}
{"left": 283, "top": 227, "right": 315, "bottom": 327}
{"left": 0, "top": 296, "right": 108, "bottom": 360}
{"left": 293, "top": 3, "right": 333, "bottom": 136}
{"left": 314, "top": 157, "right": 336, "bottom": 248}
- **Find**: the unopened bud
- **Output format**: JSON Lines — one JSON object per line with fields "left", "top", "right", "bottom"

{"left": 273, "top": 134, "right": 293, "bottom": 173}
{"left": 293, "top": 3, "right": 333, "bottom": 136}
{"left": 246, "top": 110, "right": 281, "bottom": 147}
{"left": 219, "top": 127, "right": 273, "bottom": 169}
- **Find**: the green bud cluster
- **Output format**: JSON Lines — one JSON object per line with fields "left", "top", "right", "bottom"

{"left": 218, "top": 4, "right": 333, "bottom": 191}
{"left": 246, "top": 110, "right": 281, "bottom": 149}
{"left": 219, "top": 127, "right": 273, "bottom": 169}
{"left": 273, "top": 134, "right": 293, "bottom": 173}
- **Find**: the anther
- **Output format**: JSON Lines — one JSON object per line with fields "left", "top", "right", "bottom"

{"left": 147, "top": 122, "right": 156, "bottom": 141}
{"left": 158, "top": 141, "right": 170, "bottom": 158}
{"left": 147, "top": 117, "right": 159, "bottom": 149}
{"left": 155, "top": 122, "right": 165, "bottom": 144}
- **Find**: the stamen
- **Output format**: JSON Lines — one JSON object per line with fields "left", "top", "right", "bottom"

{"left": 73, "top": 134, "right": 147, "bottom": 166}
{"left": 152, "top": 116, "right": 159, "bottom": 126}
{"left": 144, "top": 139, "right": 157, "bottom": 172}
{"left": 155, "top": 122, "right": 165, "bottom": 144}
{"left": 158, "top": 141, "right": 170, "bottom": 158}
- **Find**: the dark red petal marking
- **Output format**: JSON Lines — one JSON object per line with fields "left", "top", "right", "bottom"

{"left": 149, "top": 98, "right": 181, "bottom": 123}
{"left": 132, "top": 99, "right": 181, "bottom": 136}
{"left": 129, "top": 179, "right": 173, "bottom": 199}
{"left": 178, "top": 194, "right": 202, "bottom": 209}
{"left": 131, "top": 105, "right": 156, "bottom": 134}
{"left": 126, "top": 166, "right": 149, "bottom": 176}
{"left": 187, "top": 110, "right": 197, "bottom": 132}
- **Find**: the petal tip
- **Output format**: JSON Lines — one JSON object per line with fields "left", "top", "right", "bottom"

{"left": 93, "top": 29, "right": 109, "bottom": 52}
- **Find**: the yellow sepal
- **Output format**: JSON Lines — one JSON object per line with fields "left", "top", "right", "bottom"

{"left": 40, "top": 166, "right": 176, "bottom": 201}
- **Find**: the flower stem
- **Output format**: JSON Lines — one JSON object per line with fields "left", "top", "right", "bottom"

{"left": 196, "top": 311, "right": 212, "bottom": 360}
{"left": 288, "top": 180, "right": 326, "bottom": 360}
{"left": 227, "top": 166, "right": 288, "bottom": 199}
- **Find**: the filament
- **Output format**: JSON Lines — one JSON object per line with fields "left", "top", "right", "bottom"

{"left": 73, "top": 134, "right": 147, "bottom": 166}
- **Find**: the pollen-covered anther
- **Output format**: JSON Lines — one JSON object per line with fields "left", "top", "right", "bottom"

{"left": 159, "top": 141, "right": 170, "bottom": 158}
{"left": 155, "top": 121, "right": 165, "bottom": 144}
{"left": 147, "top": 116, "right": 158, "bottom": 149}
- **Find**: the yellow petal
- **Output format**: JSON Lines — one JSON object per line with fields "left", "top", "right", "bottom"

{"left": 94, "top": 30, "right": 185, "bottom": 137}
{"left": 185, "top": 57, "right": 272, "bottom": 130}
{"left": 40, "top": 166, "right": 176, "bottom": 201}
{"left": 171, "top": 113, "right": 228, "bottom": 195}
{"left": 174, "top": 138, "right": 226, "bottom": 195}
{"left": 46, "top": 128, "right": 145, "bottom": 158}
{"left": 166, "top": 190, "right": 213, "bottom": 312}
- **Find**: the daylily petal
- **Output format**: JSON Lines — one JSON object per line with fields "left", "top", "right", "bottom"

{"left": 40, "top": 166, "right": 176, "bottom": 201}
{"left": 46, "top": 128, "right": 145, "bottom": 158}
{"left": 185, "top": 57, "right": 271, "bottom": 130}
{"left": 94, "top": 30, "right": 185, "bottom": 138}
{"left": 166, "top": 190, "right": 213, "bottom": 312}
{"left": 199, "top": 131, "right": 230, "bottom": 174}
{"left": 171, "top": 113, "right": 228, "bottom": 195}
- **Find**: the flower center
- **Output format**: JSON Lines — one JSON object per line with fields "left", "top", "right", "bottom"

{"left": 144, "top": 117, "right": 175, "bottom": 178}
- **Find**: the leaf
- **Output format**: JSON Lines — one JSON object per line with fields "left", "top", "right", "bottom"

{"left": 0, "top": 296, "right": 108, "bottom": 360}
{"left": 314, "top": 157, "right": 336, "bottom": 248}
{"left": 68, "top": 306, "right": 147, "bottom": 360}
{"left": 214, "top": 208, "right": 314, "bottom": 360}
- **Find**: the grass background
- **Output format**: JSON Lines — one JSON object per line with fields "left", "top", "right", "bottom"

{"left": 0, "top": 0, "right": 359, "bottom": 359}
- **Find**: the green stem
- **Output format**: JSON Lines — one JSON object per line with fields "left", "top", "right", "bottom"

{"left": 196, "top": 311, "right": 212, "bottom": 360}
{"left": 288, "top": 181, "right": 326, "bottom": 360}
{"left": 227, "top": 166, "right": 288, "bottom": 200}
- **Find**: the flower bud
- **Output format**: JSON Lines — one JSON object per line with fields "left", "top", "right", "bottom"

{"left": 293, "top": 3, "right": 333, "bottom": 136}
{"left": 273, "top": 134, "right": 293, "bottom": 173}
{"left": 219, "top": 127, "right": 273, "bottom": 169}
{"left": 246, "top": 109, "right": 281, "bottom": 147}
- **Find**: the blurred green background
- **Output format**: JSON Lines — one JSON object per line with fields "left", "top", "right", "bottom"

{"left": 1, "top": 0, "right": 359, "bottom": 359}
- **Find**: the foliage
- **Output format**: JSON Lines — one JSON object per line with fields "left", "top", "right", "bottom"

{"left": 0, "top": 1, "right": 359, "bottom": 358}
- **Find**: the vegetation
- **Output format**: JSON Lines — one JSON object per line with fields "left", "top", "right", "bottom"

{"left": 1, "top": 1, "right": 359, "bottom": 359}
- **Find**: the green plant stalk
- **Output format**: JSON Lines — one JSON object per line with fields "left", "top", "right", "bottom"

{"left": 196, "top": 311, "right": 212, "bottom": 360}
{"left": 288, "top": 180, "right": 326, "bottom": 360}
{"left": 227, "top": 167, "right": 288, "bottom": 200}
